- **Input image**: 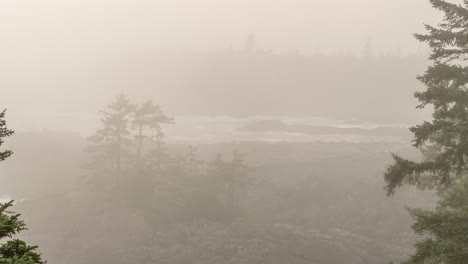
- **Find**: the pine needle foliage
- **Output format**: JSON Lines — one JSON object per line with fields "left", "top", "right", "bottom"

{"left": 385, "top": 0, "right": 468, "bottom": 196}
{"left": 0, "top": 110, "right": 45, "bottom": 264}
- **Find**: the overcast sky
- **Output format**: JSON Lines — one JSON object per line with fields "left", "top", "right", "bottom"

{"left": 0, "top": 0, "right": 442, "bottom": 55}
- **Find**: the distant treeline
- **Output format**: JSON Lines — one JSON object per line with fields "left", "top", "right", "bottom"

{"left": 120, "top": 50, "right": 430, "bottom": 123}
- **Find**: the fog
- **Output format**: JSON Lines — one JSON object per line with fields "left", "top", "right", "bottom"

{"left": 1, "top": 0, "right": 440, "bottom": 131}
{"left": 0, "top": 0, "right": 456, "bottom": 263}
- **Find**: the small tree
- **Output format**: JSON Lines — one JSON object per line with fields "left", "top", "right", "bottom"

{"left": 206, "top": 150, "right": 253, "bottom": 221}
{"left": 182, "top": 145, "right": 203, "bottom": 178}
{"left": 0, "top": 110, "right": 45, "bottom": 264}
{"left": 0, "top": 110, "right": 13, "bottom": 162}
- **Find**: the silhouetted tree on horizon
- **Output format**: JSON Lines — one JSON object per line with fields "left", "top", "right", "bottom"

{"left": 132, "top": 100, "right": 174, "bottom": 169}
{"left": 85, "top": 94, "right": 135, "bottom": 181}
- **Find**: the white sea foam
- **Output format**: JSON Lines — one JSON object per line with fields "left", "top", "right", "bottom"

{"left": 12, "top": 113, "right": 411, "bottom": 143}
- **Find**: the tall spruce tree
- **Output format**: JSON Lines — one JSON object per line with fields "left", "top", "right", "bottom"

{"left": 86, "top": 94, "right": 135, "bottom": 176}
{"left": 385, "top": 0, "right": 468, "bottom": 195}
{"left": 384, "top": 1, "right": 468, "bottom": 263}
{"left": 0, "top": 110, "right": 45, "bottom": 264}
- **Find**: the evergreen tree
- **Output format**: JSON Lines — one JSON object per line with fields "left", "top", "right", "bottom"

{"left": 86, "top": 94, "right": 135, "bottom": 177}
{"left": 0, "top": 202, "right": 45, "bottom": 264}
{"left": 384, "top": 1, "right": 468, "bottom": 263}
{"left": 183, "top": 145, "right": 203, "bottom": 177}
{"left": 206, "top": 150, "right": 253, "bottom": 221}
{"left": 0, "top": 110, "right": 13, "bottom": 162}
{"left": 132, "top": 100, "right": 173, "bottom": 166}
{"left": 385, "top": 0, "right": 468, "bottom": 195}
{"left": 0, "top": 111, "right": 45, "bottom": 264}
{"left": 400, "top": 177, "right": 468, "bottom": 264}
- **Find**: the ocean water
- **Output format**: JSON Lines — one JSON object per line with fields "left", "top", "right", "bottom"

{"left": 0, "top": 195, "right": 12, "bottom": 203}
{"left": 164, "top": 116, "right": 409, "bottom": 143}
{"left": 11, "top": 113, "right": 410, "bottom": 143}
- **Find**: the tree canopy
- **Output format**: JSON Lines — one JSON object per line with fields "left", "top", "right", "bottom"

{"left": 384, "top": 1, "right": 468, "bottom": 263}
{"left": 385, "top": 0, "right": 468, "bottom": 195}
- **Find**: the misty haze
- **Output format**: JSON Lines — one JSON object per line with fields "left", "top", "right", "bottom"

{"left": 1, "top": 0, "right": 467, "bottom": 263}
